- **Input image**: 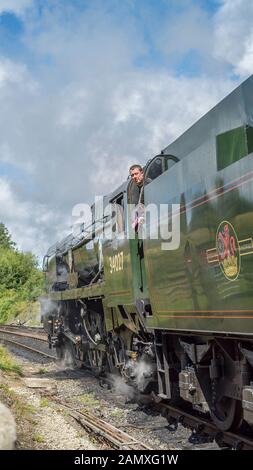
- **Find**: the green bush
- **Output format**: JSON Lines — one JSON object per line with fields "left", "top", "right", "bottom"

{"left": 0, "top": 223, "right": 44, "bottom": 324}
{"left": 0, "top": 345, "right": 23, "bottom": 375}
{"left": 0, "top": 290, "right": 17, "bottom": 323}
{"left": 0, "top": 249, "right": 43, "bottom": 291}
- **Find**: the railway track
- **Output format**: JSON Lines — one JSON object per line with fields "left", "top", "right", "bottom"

{"left": 0, "top": 336, "right": 56, "bottom": 360}
{"left": 0, "top": 324, "right": 44, "bottom": 333}
{"left": 0, "top": 325, "right": 54, "bottom": 360}
{"left": 52, "top": 398, "right": 152, "bottom": 450}
{"left": 158, "top": 402, "right": 253, "bottom": 450}
{"left": 0, "top": 324, "right": 152, "bottom": 450}
{"left": 1, "top": 324, "right": 253, "bottom": 450}
{"left": 0, "top": 327, "right": 47, "bottom": 342}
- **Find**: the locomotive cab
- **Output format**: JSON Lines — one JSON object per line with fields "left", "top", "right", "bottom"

{"left": 144, "top": 153, "right": 179, "bottom": 183}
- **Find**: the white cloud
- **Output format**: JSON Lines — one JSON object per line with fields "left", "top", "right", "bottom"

{"left": 0, "top": 54, "right": 235, "bottom": 257}
{"left": 90, "top": 73, "right": 235, "bottom": 193}
{"left": 0, "top": 58, "right": 25, "bottom": 86}
{"left": 157, "top": 4, "right": 213, "bottom": 60}
{"left": 214, "top": 0, "right": 253, "bottom": 76}
{"left": 57, "top": 88, "right": 89, "bottom": 130}
{"left": 0, "top": 0, "right": 33, "bottom": 16}
{"left": 0, "top": 177, "right": 69, "bottom": 257}
{"left": 0, "top": 57, "right": 38, "bottom": 94}
{"left": 0, "top": 0, "right": 245, "bottom": 256}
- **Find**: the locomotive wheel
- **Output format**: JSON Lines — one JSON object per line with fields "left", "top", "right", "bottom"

{"left": 87, "top": 348, "right": 105, "bottom": 374}
{"left": 85, "top": 310, "right": 104, "bottom": 340}
{"left": 107, "top": 335, "right": 125, "bottom": 374}
{"left": 210, "top": 396, "right": 242, "bottom": 432}
{"left": 83, "top": 309, "right": 106, "bottom": 373}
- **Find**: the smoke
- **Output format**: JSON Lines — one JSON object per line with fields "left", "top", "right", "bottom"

{"left": 39, "top": 297, "right": 57, "bottom": 321}
{"left": 109, "top": 374, "right": 135, "bottom": 402}
{"left": 131, "top": 359, "right": 155, "bottom": 391}
{"left": 108, "top": 357, "right": 155, "bottom": 402}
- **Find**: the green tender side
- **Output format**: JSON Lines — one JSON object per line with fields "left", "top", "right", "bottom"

{"left": 144, "top": 75, "right": 253, "bottom": 335}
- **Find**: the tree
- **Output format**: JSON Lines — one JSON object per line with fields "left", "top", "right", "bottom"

{"left": 0, "top": 223, "right": 15, "bottom": 250}
{"left": 0, "top": 224, "right": 44, "bottom": 324}
{"left": 0, "top": 249, "right": 43, "bottom": 291}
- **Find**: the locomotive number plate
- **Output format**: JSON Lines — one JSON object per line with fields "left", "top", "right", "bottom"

{"left": 109, "top": 251, "right": 124, "bottom": 273}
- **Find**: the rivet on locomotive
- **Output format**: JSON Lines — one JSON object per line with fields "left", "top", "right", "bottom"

{"left": 42, "top": 75, "right": 253, "bottom": 435}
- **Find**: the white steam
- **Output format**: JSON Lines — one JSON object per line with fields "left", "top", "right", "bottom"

{"left": 110, "top": 374, "right": 135, "bottom": 402}
{"left": 39, "top": 297, "right": 57, "bottom": 321}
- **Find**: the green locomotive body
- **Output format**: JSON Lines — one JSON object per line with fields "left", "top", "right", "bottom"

{"left": 43, "top": 76, "right": 253, "bottom": 437}
{"left": 144, "top": 78, "right": 253, "bottom": 335}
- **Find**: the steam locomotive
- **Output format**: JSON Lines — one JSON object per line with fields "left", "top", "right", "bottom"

{"left": 43, "top": 75, "right": 253, "bottom": 435}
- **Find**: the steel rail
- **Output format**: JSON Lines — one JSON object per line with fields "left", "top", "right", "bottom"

{"left": 0, "top": 327, "right": 47, "bottom": 342}
{"left": 3, "top": 326, "right": 251, "bottom": 449}
{"left": 52, "top": 398, "right": 152, "bottom": 450}
{"left": 1, "top": 324, "right": 44, "bottom": 332}
{"left": 159, "top": 402, "right": 253, "bottom": 450}
{"left": 0, "top": 336, "right": 56, "bottom": 360}
{"left": 0, "top": 331, "right": 151, "bottom": 449}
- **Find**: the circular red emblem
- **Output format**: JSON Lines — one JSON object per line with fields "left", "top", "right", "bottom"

{"left": 216, "top": 221, "right": 240, "bottom": 280}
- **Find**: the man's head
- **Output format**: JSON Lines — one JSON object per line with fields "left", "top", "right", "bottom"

{"left": 129, "top": 164, "right": 144, "bottom": 186}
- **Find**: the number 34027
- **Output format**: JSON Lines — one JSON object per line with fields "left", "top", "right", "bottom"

{"left": 109, "top": 252, "right": 124, "bottom": 273}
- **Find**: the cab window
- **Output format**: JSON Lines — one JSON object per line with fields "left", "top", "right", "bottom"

{"left": 145, "top": 154, "right": 179, "bottom": 182}
{"left": 111, "top": 193, "right": 125, "bottom": 235}
{"left": 145, "top": 157, "right": 163, "bottom": 180}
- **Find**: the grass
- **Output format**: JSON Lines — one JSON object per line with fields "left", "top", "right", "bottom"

{"left": 110, "top": 408, "right": 125, "bottom": 418}
{"left": 32, "top": 434, "right": 45, "bottom": 443}
{"left": 79, "top": 392, "right": 100, "bottom": 408}
{"left": 40, "top": 398, "right": 49, "bottom": 408}
{"left": 0, "top": 345, "right": 23, "bottom": 375}
{"left": 0, "top": 383, "right": 36, "bottom": 419}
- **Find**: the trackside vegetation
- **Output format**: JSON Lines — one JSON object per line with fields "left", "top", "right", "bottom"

{"left": 0, "top": 223, "right": 44, "bottom": 324}
{"left": 0, "top": 345, "right": 23, "bottom": 375}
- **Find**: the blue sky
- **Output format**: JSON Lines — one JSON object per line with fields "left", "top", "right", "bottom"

{"left": 0, "top": 0, "right": 221, "bottom": 74}
{"left": 0, "top": 0, "right": 252, "bottom": 255}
